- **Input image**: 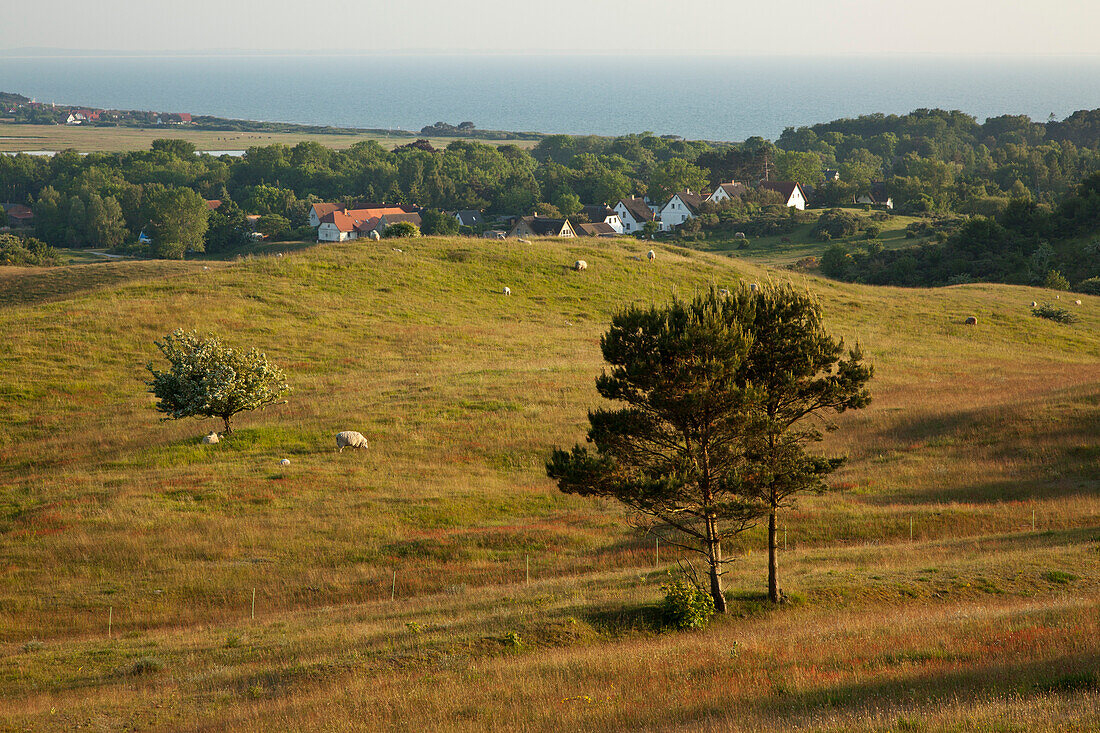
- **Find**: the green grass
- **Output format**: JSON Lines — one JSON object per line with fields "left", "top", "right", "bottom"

{"left": 0, "top": 235, "right": 1098, "bottom": 730}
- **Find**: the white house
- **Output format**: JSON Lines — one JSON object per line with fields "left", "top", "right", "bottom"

{"left": 706, "top": 182, "right": 748, "bottom": 205}
{"left": 580, "top": 205, "right": 624, "bottom": 234}
{"left": 658, "top": 191, "right": 706, "bottom": 230}
{"left": 760, "top": 182, "right": 809, "bottom": 210}
{"left": 308, "top": 203, "right": 341, "bottom": 228}
{"left": 613, "top": 197, "right": 657, "bottom": 234}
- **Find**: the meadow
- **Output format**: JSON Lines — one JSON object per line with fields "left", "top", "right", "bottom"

{"left": 0, "top": 123, "right": 537, "bottom": 154}
{"left": 0, "top": 235, "right": 1097, "bottom": 731}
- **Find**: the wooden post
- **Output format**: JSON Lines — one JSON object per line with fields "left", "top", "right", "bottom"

{"left": 910, "top": 516, "right": 913, "bottom": 542}
{"left": 655, "top": 537, "right": 659, "bottom": 569}
{"left": 526, "top": 554, "right": 530, "bottom": 586}
{"left": 1032, "top": 508, "right": 1036, "bottom": 532}
{"left": 391, "top": 570, "right": 396, "bottom": 601}
{"left": 108, "top": 606, "right": 112, "bottom": 638}
{"left": 251, "top": 588, "right": 256, "bottom": 620}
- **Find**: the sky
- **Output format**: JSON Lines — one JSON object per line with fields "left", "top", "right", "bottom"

{"left": 1, "top": 0, "right": 1097, "bottom": 55}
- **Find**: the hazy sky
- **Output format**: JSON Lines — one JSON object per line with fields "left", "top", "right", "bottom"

{"left": 2, "top": 0, "right": 1098, "bottom": 55}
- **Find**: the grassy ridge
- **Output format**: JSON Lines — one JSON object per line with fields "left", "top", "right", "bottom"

{"left": 1, "top": 236, "right": 1098, "bottom": 730}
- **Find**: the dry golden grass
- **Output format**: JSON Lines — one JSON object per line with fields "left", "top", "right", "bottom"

{"left": 0, "top": 236, "right": 1098, "bottom": 730}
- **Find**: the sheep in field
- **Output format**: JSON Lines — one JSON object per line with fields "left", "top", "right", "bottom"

{"left": 336, "top": 431, "right": 369, "bottom": 452}
{"left": 964, "top": 316, "right": 978, "bottom": 325}
{"left": 201, "top": 432, "right": 219, "bottom": 444}
{"left": 502, "top": 286, "right": 511, "bottom": 296}
{"left": 574, "top": 260, "right": 588, "bottom": 271}
{"left": 749, "top": 283, "right": 759, "bottom": 292}
{"left": 647, "top": 250, "right": 655, "bottom": 261}
{"left": 1030, "top": 301, "right": 1038, "bottom": 307}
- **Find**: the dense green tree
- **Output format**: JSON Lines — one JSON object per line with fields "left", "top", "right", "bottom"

{"left": 420, "top": 209, "right": 460, "bottom": 235}
{"left": 735, "top": 283, "right": 872, "bottom": 603}
{"left": 255, "top": 213, "right": 291, "bottom": 240}
{"left": 204, "top": 199, "right": 250, "bottom": 253}
{"left": 547, "top": 290, "right": 764, "bottom": 613}
{"left": 648, "top": 158, "right": 710, "bottom": 201}
{"left": 143, "top": 185, "right": 209, "bottom": 258}
{"left": 85, "top": 194, "right": 128, "bottom": 248}
{"left": 382, "top": 221, "right": 420, "bottom": 238}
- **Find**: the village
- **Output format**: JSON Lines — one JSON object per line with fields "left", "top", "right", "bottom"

{"left": 302, "top": 178, "right": 893, "bottom": 243}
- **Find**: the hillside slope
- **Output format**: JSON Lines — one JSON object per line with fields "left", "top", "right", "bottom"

{"left": 1, "top": 237, "right": 1098, "bottom": 731}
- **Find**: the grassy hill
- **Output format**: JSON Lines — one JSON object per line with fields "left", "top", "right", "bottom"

{"left": 1, "top": 236, "right": 1098, "bottom": 731}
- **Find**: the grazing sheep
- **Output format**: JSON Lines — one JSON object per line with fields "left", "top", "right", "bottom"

{"left": 749, "top": 283, "right": 759, "bottom": 292}
{"left": 964, "top": 316, "right": 978, "bottom": 325}
{"left": 574, "top": 260, "right": 588, "bottom": 271}
{"left": 280, "top": 458, "right": 291, "bottom": 466}
{"left": 734, "top": 232, "right": 746, "bottom": 239}
{"left": 1030, "top": 301, "right": 1038, "bottom": 307}
{"left": 518, "top": 238, "right": 531, "bottom": 244}
{"left": 336, "top": 431, "right": 369, "bottom": 452}
{"left": 368, "top": 231, "right": 381, "bottom": 240}
{"left": 502, "top": 286, "right": 511, "bottom": 296}
{"left": 1074, "top": 299, "right": 1083, "bottom": 305}
{"left": 647, "top": 250, "right": 655, "bottom": 261}
{"left": 201, "top": 432, "right": 219, "bottom": 445}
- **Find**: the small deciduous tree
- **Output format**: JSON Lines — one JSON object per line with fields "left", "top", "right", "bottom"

{"left": 147, "top": 330, "right": 290, "bottom": 435}
{"left": 382, "top": 221, "right": 420, "bottom": 238}
{"left": 547, "top": 290, "right": 764, "bottom": 613}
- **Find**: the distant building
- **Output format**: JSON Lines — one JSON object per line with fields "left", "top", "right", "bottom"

{"left": 613, "top": 197, "right": 657, "bottom": 234}
{"left": 454, "top": 209, "right": 484, "bottom": 228}
{"left": 855, "top": 182, "right": 893, "bottom": 210}
{"left": 313, "top": 204, "right": 421, "bottom": 240}
{"left": 823, "top": 170, "right": 840, "bottom": 182}
{"left": 759, "top": 181, "right": 809, "bottom": 210}
{"left": 659, "top": 191, "right": 706, "bottom": 230}
{"left": 706, "top": 182, "right": 748, "bottom": 205}
{"left": 507, "top": 215, "right": 576, "bottom": 238}
{"left": 579, "top": 205, "right": 623, "bottom": 234}
{"left": 1, "top": 203, "right": 34, "bottom": 227}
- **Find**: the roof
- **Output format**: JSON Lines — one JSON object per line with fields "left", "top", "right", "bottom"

{"left": 713, "top": 182, "right": 747, "bottom": 199}
{"left": 205, "top": 200, "right": 222, "bottom": 211}
{"left": 616, "top": 197, "right": 656, "bottom": 222}
{"left": 574, "top": 221, "right": 617, "bottom": 237}
{"left": 870, "top": 181, "right": 890, "bottom": 200}
{"left": 319, "top": 206, "right": 417, "bottom": 233}
{"left": 666, "top": 191, "right": 706, "bottom": 214}
{"left": 379, "top": 212, "right": 422, "bottom": 227}
{"left": 514, "top": 216, "right": 572, "bottom": 237}
{"left": 760, "top": 181, "right": 807, "bottom": 202}
{"left": 311, "top": 203, "right": 341, "bottom": 220}
{"left": 2, "top": 203, "right": 33, "bottom": 220}
{"left": 580, "top": 205, "right": 616, "bottom": 222}
{"left": 455, "top": 209, "right": 484, "bottom": 227}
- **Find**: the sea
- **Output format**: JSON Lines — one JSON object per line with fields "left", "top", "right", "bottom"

{"left": 2, "top": 55, "right": 1100, "bottom": 142}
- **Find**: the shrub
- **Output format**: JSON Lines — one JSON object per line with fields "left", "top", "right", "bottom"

{"left": 863, "top": 224, "right": 882, "bottom": 239}
{"left": 1076, "top": 277, "right": 1100, "bottom": 295}
{"left": 1032, "top": 303, "right": 1077, "bottom": 323}
{"left": 660, "top": 576, "right": 714, "bottom": 631}
{"left": 128, "top": 656, "right": 166, "bottom": 676}
{"left": 1042, "top": 570, "right": 1079, "bottom": 584}
{"left": 0, "top": 233, "right": 58, "bottom": 266}
{"left": 1043, "top": 270, "right": 1071, "bottom": 290}
{"left": 383, "top": 221, "right": 420, "bottom": 238}
{"left": 811, "top": 209, "right": 861, "bottom": 241}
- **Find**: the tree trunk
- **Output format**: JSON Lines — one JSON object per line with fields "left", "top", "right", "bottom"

{"left": 707, "top": 516, "right": 728, "bottom": 614}
{"left": 222, "top": 415, "right": 233, "bottom": 436}
{"left": 767, "top": 504, "right": 781, "bottom": 603}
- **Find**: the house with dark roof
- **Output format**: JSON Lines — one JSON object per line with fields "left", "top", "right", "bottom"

{"left": 453, "top": 209, "right": 484, "bottom": 228}
{"left": 855, "top": 182, "right": 893, "bottom": 210}
{"left": 580, "top": 205, "right": 623, "bottom": 234}
{"left": 706, "top": 182, "right": 748, "bottom": 206}
{"left": 1, "top": 203, "right": 34, "bottom": 227}
{"left": 823, "top": 170, "right": 840, "bottom": 182}
{"left": 573, "top": 221, "right": 618, "bottom": 237}
{"left": 759, "top": 181, "right": 809, "bottom": 210}
{"left": 613, "top": 197, "right": 658, "bottom": 234}
{"left": 507, "top": 215, "right": 576, "bottom": 239}
{"left": 659, "top": 191, "right": 706, "bottom": 230}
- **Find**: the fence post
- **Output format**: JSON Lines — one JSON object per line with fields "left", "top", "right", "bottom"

{"left": 108, "top": 606, "right": 113, "bottom": 638}
{"left": 251, "top": 588, "right": 256, "bottom": 620}
{"left": 391, "top": 570, "right": 396, "bottom": 601}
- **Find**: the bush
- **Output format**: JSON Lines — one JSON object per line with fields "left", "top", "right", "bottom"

{"left": 811, "top": 209, "right": 861, "bottom": 241}
{"left": 660, "top": 576, "right": 714, "bottom": 631}
{"left": 1043, "top": 270, "right": 1071, "bottom": 290}
{"left": 1077, "top": 277, "right": 1100, "bottom": 295}
{"left": 383, "top": 221, "right": 420, "bottom": 238}
{"left": 863, "top": 224, "right": 882, "bottom": 239}
{"left": 1032, "top": 303, "right": 1077, "bottom": 323}
{"left": 128, "top": 656, "right": 166, "bottom": 676}
{"left": 0, "top": 233, "right": 58, "bottom": 266}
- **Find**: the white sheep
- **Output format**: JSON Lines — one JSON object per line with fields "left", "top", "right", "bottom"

{"left": 1030, "top": 301, "right": 1038, "bottom": 307}
{"left": 280, "top": 458, "right": 291, "bottom": 466}
{"left": 201, "top": 432, "right": 219, "bottom": 444}
{"left": 502, "top": 286, "right": 511, "bottom": 296}
{"left": 749, "top": 282, "right": 759, "bottom": 292}
{"left": 336, "top": 431, "right": 369, "bottom": 452}
{"left": 647, "top": 250, "right": 655, "bottom": 261}
{"left": 1074, "top": 299, "right": 1082, "bottom": 305}
{"left": 574, "top": 260, "right": 588, "bottom": 271}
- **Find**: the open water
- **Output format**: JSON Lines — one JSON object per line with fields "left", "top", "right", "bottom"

{"left": 1, "top": 55, "right": 1099, "bottom": 141}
